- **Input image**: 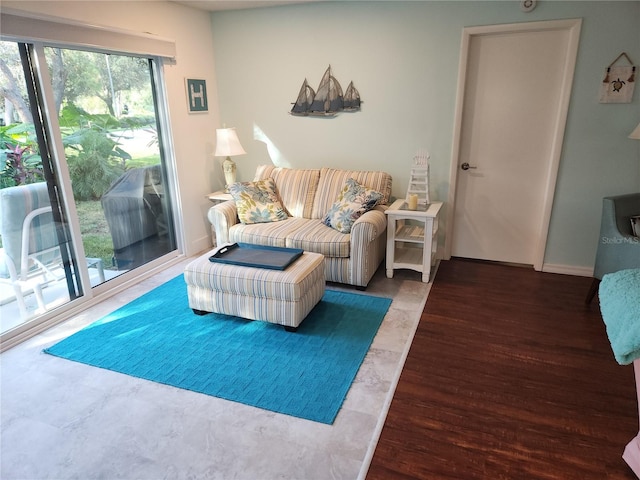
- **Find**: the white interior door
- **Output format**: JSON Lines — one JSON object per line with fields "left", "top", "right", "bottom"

{"left": 448, "top": 20, "right": 581, "bottom": 268}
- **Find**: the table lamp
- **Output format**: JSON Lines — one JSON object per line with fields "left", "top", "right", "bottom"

{"left": 214, "top": 127, "right": 246, "bottom": 189}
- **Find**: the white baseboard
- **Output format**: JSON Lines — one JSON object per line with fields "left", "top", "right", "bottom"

{"left": 186, "top": 235, "right": 214, "bottom": 257}
{"left": 542, "top": 263, "right": 593, "bottom": 277}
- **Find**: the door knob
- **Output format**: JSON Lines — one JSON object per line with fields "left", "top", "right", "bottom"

{"left": 461, "top": 162, "right": 477, "bottom": 171}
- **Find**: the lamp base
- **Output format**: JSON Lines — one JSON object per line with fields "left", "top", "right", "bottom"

{"left": 222, "top": 156, "right": 236, "bottom": 190}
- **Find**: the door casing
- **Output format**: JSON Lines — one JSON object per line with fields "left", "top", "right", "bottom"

{"left": 445, "top": 19, "right": 582, "bottom": 270}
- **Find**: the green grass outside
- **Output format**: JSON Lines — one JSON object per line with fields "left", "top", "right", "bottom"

{"left": 76, "top": 199, "right": 115, "bottom": 269}
{"left": 126, "top": 155, "right": 159, "bottom": 169}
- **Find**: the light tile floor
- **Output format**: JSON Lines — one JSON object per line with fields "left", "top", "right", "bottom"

{"left": 1, "top": 257, "right": 431, "bottom": 480}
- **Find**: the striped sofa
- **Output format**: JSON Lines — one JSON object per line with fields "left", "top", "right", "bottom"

{"left": 207, "top": 165, "right": 392, "bottom": 288}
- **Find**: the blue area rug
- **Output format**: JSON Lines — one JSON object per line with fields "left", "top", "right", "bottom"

{"left": 44, "top": 275, "right": 392, "bottom": 424}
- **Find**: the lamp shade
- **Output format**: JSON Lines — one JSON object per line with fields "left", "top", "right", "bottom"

{"left": 214, "top": 127, "right": 246, "bottom": 157}
{"left": 630, "top": 122, "right": 640, "bottom": 140}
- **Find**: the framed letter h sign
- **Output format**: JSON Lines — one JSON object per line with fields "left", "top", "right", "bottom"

{"left": 186, "top": 78, "right": 208, "bottom": 113}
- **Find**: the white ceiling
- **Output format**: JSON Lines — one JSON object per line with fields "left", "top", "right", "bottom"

{"left": 171, "top": 0, "right": 321, "bottom": 12}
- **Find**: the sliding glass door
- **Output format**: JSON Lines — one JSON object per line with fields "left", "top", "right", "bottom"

{"left": 0, "top": 40, "right": 177, "bottom": 335}
{"left": 43, "top": 46, "right": 176, "bottom": 275}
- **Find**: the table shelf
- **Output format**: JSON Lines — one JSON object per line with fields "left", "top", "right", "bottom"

{"left": 385, "top": 199, "right": 443, "bottom": 283}
{"left": 396, "top": 224, "right": 425, "bottom": 243}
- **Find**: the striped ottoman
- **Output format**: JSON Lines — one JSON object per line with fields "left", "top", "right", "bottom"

{"left": 183, "top": 249, "right": 325, "bottom": 331}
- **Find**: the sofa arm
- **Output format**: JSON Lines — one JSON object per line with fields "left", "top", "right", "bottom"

{"left": 351, "top": 208, "right": 387, "bottom": 243}
{"left": 349, "top": 208, "right": 388, "bottom": 287}
{"left": 207, "top": 200, "right": 238, "bottom": 245}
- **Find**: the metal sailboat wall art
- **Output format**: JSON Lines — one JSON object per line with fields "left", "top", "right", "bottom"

{"left": 290, "top": 79, "right": 316, "bottom": 115}
{"left": 343, "top": 81, "right": 361, "bottom": 111}
{"left": 290, "top": 65, "right": 361, "bottom": 117}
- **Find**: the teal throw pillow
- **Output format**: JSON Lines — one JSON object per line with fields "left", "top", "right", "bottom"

{"left": 323, "top": 178, "right": 383, "bottom": 233}
{"left": 229, "top": 178, "right": 289, "bottom": 224}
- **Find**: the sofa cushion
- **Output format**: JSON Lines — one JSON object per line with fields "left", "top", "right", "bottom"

{"left": 311, "top": 168, "right": 392, "bottom": 219}
{"left": 254, "top": 165, "right": 320, "bottom": 219}
{"left": 323, "top": 178, "right": 384, "bottom": 233}
{"left": 229, "top": 178, "right": 288, "bottom": 224}
{"left": 286, "top": 219, "right": 350, "bottom": 258}
{"left": 229, "top": 217, "right": 311, "bottom": 247}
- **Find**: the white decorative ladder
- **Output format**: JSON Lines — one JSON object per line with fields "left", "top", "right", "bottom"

{"left": 406, "top": 150, "right": 430, "bottom": 206}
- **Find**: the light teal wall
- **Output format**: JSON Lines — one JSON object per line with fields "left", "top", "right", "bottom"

{"left": 211, "top": 0, "right": 639, "bottom": 272}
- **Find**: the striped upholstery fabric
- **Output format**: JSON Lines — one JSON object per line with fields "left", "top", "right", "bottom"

{"left": 311, "top": 168, "right": 393, "bottom": 220}
{"left": 351, "top": 220, "right": 387, "bottom": 286}
{"left": 229, "top": 217, "right": 310, "bottom": 247}
{"left": 207, "top": 200, "right": 238, "bottom": 245}
{"left": 324, "top": 256, "right": 350, "bottom": 285}
{"left": 207, "top": 166, "right": 392, "bottom": 288}
{"left": 184, "top": 250, "right": 325, "bottom": 328}
{"left": 351, "top": 206, "right": 388, "bottom": 242}
{"left": 321, "top": 213, "right": 387, "bottom": 285}
{"left": 285, "top": 219, "right": 350, "bottom": 258}
{"left": 254, "top": 165, "right": 320, "bottom": 219}
{"left": 101, "top": 165, "right": 162, "bottom": 250}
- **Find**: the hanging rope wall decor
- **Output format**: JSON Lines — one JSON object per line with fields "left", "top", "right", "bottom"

{"left": 599, "top": 52, "right": 636, "bottom": 103}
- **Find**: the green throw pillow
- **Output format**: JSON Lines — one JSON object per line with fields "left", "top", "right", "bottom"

{"left": 229, "top": 178, "right": 289, "bottom": 224}
{"left": 323, "top": 178, "right": 383, "bottom": 233}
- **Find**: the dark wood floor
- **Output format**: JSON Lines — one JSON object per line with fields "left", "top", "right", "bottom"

{"left": 367, "top": 258, "right": 638, "bottom": 480}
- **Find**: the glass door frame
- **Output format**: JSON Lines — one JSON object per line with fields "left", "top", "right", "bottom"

{"left": 0, "top": 39, "right": 184, "bottom": 351}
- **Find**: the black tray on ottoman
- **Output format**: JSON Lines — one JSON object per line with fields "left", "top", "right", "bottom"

{"left": 209, "top": 243, "right": 303, "bottom": 270}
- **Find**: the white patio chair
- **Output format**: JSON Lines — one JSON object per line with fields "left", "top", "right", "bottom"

{"left": 1, "top": 182, "right": 106, "bottom": 320}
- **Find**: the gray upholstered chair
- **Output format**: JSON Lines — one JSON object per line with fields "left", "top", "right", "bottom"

{"left": 101, "top": 165, "right": 164, "bottom": 268}
{"left": 586, "top": 193, "right": 640, "bottom": 303}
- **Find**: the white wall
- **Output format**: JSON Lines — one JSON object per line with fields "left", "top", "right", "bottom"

{"left": 210, "top": 1, "right": 640, "bottom": 272}
{"left": 2, "top": 0, "right": 221, "bottom": 256}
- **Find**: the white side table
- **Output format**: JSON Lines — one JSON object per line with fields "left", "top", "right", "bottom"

{"left": 206, "top": 191, "right": 233, "bottom": 203}
{"left": 384, "top": 199, "right": 443, "bottom": 282}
